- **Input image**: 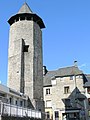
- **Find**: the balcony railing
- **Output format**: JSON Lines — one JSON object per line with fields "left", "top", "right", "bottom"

{"left": 0, "top": 101, "right": 41, "bottom": 119}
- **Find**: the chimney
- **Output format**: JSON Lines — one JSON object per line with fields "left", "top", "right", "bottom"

{"left": 43, "top": 66, "right": 48, "bottom": 76}
{"left": 74, "top": 61, "right": 78, "bottom": 67}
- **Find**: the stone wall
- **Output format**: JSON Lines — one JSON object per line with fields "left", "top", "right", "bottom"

{"left": 8, "top": 19, "right": 44, "bottom": 114}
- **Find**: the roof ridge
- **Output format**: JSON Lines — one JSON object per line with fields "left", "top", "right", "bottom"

{"left": 47, "top": 66, "right": 79, "bottom": 72}
{"left": 57, "top": 65, "right": 77, "bottom": 70}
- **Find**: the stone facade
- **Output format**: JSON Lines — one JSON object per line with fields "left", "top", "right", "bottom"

{"left": 7, "top": 3, "right": 45, "bottom": 113}
{"left": 0, "top": 84, "right": 28, "bottom": 107}
{"left": 43, "top": 66, "right": 88, "bottom": 120}
{"left": 8, "top": 19, "right": 43, "bottom": 99}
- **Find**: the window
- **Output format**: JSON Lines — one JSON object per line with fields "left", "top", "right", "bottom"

{"left": 88, "top": 98, "right": 90, "bottom": 105}
{"left": 55, "top": 111, "right": 59, "bottom": 118}
{"left": 46, "top": 112, "right": 50, "bottom": 119}
{"left": 23, "top": 45, "right": 29, "bottom": 52}
{"left": 20, "top": 16, "right": 25, "bottom": 21}
{"left": 16, "top": 17, "right": 19, "bottom": 22}
{"left": 24, "top": 100, "right": 26, "bottom": 107}
{"left": 27, "top": 16, "right": 31, "bottom": 20}
{"left": 46, "top": 89, "right": 50, "bottom": 95}
{"left": 87, "top": 88, "right": 90, "bottom": 94}
{"left": 16, "top": 100, "right": 18, "bottom": 105}
{"left": 20, "top": 101, "right": 23, "bottom": 107}
{"left": 9, "top": 97, "right": 13, "bottom": 104}
{"left": 46, "top": 100, "right": 51, "bottom": 108}
{"left": 70, "top": 76, "right": 73, "bottom": 80}
{"left": 64, "top": 86, "right": 70, "bottom": 94}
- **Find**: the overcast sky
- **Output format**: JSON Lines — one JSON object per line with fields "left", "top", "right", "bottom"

{"left": 0, "top": 0, "right": 90, "bottom": 85}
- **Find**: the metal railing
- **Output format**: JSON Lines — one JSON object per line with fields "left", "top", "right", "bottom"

{"left": 0, "top": 101, "right": 41, "bottom": 119}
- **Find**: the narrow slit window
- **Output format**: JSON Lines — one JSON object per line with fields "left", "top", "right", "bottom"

{"left": 23, "top": 45, "right": 29, "bottom": 52}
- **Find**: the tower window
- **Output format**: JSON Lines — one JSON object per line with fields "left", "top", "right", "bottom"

{"left": 27, "top": 16, "right": 31, "bottom": 20}
{"left": 20, "top": 16, "right": 25, "bottom": 21}
{"left": 16, "top": 17, "right": 19, "bottom": 22}
{"left": 23, "top": 45, "right": 29, "bottom": 52}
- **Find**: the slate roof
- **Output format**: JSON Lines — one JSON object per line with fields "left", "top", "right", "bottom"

{"left": 8, "top": 2, "right": 45, "bottom": 28}
{"left": 84, "top": 74, "right": 90, "bottom": 87}
{"left": 43, "top": 66, "right": 83, "bottom": 87}
{"left": 18, "top": 2, "right": 33, "bottom": 14}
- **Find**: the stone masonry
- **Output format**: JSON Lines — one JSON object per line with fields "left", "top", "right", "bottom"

{"left": 7, "top": 2, "right": 45, "bottom": 112}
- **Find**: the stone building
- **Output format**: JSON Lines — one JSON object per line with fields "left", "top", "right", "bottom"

{"left": 0, "top": 84, "right": 28, "bottom": 106}
{"left": 0, "top": 83, "right": 42, "bottom": 120}
{"left": 7, "top": 2, "right": 45, "bottom": 113}
{"left": 1, "top": 2, "right": 90, "bottom": 120}
{"left": 43, "top": 65, "right": 89, "bottom": 120}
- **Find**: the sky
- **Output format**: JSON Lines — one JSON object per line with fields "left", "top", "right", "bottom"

{"left": 0, "top": 0, "right": 90, "bottom": 85}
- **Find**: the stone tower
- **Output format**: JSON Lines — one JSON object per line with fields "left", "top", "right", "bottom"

{"left": 7, "top": 2, "right": 45, "bottom": 111}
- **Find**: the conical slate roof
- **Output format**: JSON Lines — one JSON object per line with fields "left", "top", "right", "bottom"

{"left": 18, "top": 2, "right": 33, "bottom": 14}
{"left": 8, "top": 2, "right": 45, "bottom": 28}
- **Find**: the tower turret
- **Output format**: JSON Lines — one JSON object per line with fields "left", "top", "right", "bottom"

{"left": 8, "top": 3, "right": 45, "bottom": 28}
{"left": 7, "top": 2, "right": 45, "bottom": 112}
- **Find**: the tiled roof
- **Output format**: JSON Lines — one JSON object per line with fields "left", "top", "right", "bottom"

{"left": 43, "top": 66, "right": 83, "bottom": 86}
{"left": 56, "top": 66, "right": 83, "bottom": 77}
{"left": 43, "top": 71, "right": 56, "bottom": 86}
{"left": 18, "top": 2, "right": 33, "bottom": 14}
